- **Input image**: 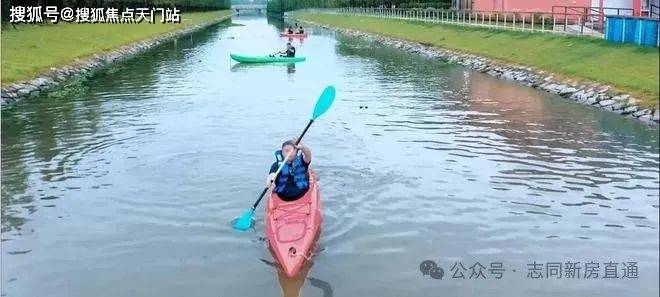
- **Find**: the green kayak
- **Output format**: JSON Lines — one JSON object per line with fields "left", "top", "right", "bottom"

{"left": 230, "top": 54, "right": 306, "bottom": 63}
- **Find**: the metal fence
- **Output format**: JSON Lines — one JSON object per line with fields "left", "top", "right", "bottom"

{"left": 332, "top": 7, "right": 639, "bottom": 37}
{"left": 651, "top": 4, "right": 660, "bottom": 18}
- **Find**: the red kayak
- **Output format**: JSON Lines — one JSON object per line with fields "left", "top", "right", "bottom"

{"left": 265, "top": 169, "right": 322, "bottom": 277}
{"left": 280, "top": 32, "right": 308, "bottom": 38}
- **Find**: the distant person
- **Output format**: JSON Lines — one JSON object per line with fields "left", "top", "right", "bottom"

{"left": 287, "top": 25, "right": 294, "bottom": 34}
{"left": 271, "top": 42, "right": 296, "bottom": 57}
{"left": 297, "top": 26, "right": 305, "bottom": 34}
{"left": 281, "top": 42, "right": 296, "bottom": 57}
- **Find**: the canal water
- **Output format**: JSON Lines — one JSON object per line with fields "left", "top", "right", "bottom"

{"left": 1, "top": 15, "right": 658, "bottom": 297}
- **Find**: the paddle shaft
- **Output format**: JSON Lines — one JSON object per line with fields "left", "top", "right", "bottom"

{"left": 251, "top": 119, "right": 314, "bottom": 210}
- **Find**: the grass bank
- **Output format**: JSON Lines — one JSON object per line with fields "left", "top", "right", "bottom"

{"left": 1, "top": 10, "right": 231, "bottom": 85}
{"left": 295, "top": 13, "right": 659, "bottom": 108}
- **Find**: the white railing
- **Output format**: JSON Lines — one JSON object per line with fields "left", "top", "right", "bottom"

{"left": 328, "top": 7, "right": 614, "bottom": 37}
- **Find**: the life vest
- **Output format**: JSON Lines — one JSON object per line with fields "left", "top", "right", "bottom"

{"left": 286, "top": 46, "right": 296, "bottom": 57}
{"left": 274, "top": 149, "right": 309, "bottom": 193}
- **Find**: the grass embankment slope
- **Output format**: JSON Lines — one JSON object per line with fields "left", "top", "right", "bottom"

{"left": 1, "top": 10, "right": 231, "bottom": 85}
{"left": 295, "top": 13, "right": 659, "bottom": 109}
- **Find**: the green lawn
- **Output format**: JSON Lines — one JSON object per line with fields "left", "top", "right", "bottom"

{"left": 295, "top": 13, "right": 659, "bottom": 108}
{"left": 1, "top": 10, "right": 231, "bottom": 85}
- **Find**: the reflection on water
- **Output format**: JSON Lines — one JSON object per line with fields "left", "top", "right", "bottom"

{"left": 230, "top": 62, "right": 297, "bottom": 74}
{"left": 261, "top": 258, "right": 333, "bottom": 297}
{"left": 277, "top": 263, "right": 313, "bottom": 297}
{"left": 1, "top": 15, "right": 658, "bottom": 297}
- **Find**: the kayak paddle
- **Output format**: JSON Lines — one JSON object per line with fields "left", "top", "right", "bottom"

{"left": 233, "top": 85, "right": 336, "bottom": 231}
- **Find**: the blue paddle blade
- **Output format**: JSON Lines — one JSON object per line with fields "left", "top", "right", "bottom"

{"left": 311, "top": 86, "right": 336, "bottom": 120}
{"left": 233, "top": 208, "right": 255, "bottom": 231}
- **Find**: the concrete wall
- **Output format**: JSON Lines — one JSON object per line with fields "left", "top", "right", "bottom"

{"left": 591, "top": 0, "right": 633, "bottom": 8}
{"left": 591, "top": 0, "right": 636, "bottom": 16}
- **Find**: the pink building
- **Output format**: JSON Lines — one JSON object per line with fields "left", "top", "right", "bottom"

{"left": 452, "top": 0, "right": 655, "bottom": 16}
{"left": 467, "top": 0, "right": 591, "bottom": 12}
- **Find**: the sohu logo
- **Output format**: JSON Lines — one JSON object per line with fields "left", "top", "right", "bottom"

{"left": 420, "top": 260, "right": 444, "bottom": 280}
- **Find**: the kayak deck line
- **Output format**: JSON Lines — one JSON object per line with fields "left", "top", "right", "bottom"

{"left": 280, "top": 32, "right": 308, "bottom": 38}
{"left": 266, "top": 169, "right": 322, "bottom": 277}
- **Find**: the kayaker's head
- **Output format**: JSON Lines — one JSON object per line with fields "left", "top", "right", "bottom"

{"left": 281, "top": 140, "right": 297, "bottom": 163}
